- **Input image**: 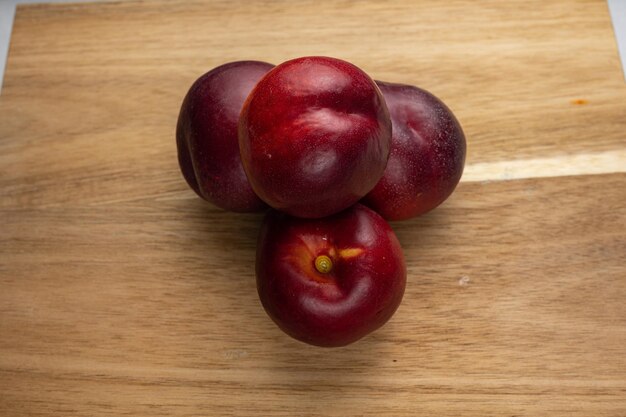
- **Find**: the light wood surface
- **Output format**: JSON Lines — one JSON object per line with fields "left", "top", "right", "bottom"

{"left": 1, "top": 0, "right": 625, "bottom": 415}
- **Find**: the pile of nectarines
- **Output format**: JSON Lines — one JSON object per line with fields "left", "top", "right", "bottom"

{"left": 177, "top": 57, "right": 465, "bottom": 347}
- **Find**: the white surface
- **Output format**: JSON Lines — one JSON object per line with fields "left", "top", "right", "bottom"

{"left": 0, "top": 1, "right": 16, "bottom": 93}
{"left": 608, "top": 0, "right": 626, "bottom": 80}
{"left": 1, "top": 1, "right": 626, "bottom": 94}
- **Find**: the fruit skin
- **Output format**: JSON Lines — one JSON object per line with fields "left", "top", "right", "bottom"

{"left": 177, "top": 60, "right": 274, "bottom": 212}
{"left": 239, "top": 56, "right": 392, "bottom": 219}
{"left": 256, "top": 204, "right": 406, "bottom": 347}
{"left": 362, "top": 81, "right": 466, "bottom": 221}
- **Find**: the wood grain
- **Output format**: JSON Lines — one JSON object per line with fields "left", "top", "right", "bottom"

{"left": 1, "top": 174, "right": 625, "bottom": 416}
{"left": 0, "top": 0, "right": 625, "bottom": 416}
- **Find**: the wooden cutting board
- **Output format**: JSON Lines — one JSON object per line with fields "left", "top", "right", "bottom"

{"left": 1, "top": 0, "right": 625, "bottom": 415}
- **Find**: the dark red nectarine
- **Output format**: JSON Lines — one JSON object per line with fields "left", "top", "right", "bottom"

{"left": 363, "top": 81, "right": 466, "bottom": 220}
{"left": 256, "top": 204, "right": 406, "bottom": 347}
{"left": 177, "top": 60, "right": 274, "bottom": 212}
{"left": 239, "top": 56, "right": 391, "bottom": 219}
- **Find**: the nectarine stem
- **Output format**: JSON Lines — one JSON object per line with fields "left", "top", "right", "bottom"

{"left": 314, "top": 255, "right": 333, "bottom": 274}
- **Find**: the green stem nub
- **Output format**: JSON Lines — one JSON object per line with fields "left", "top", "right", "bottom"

{"left": 314, "top": 255, "right": 333, "bottom": 274}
